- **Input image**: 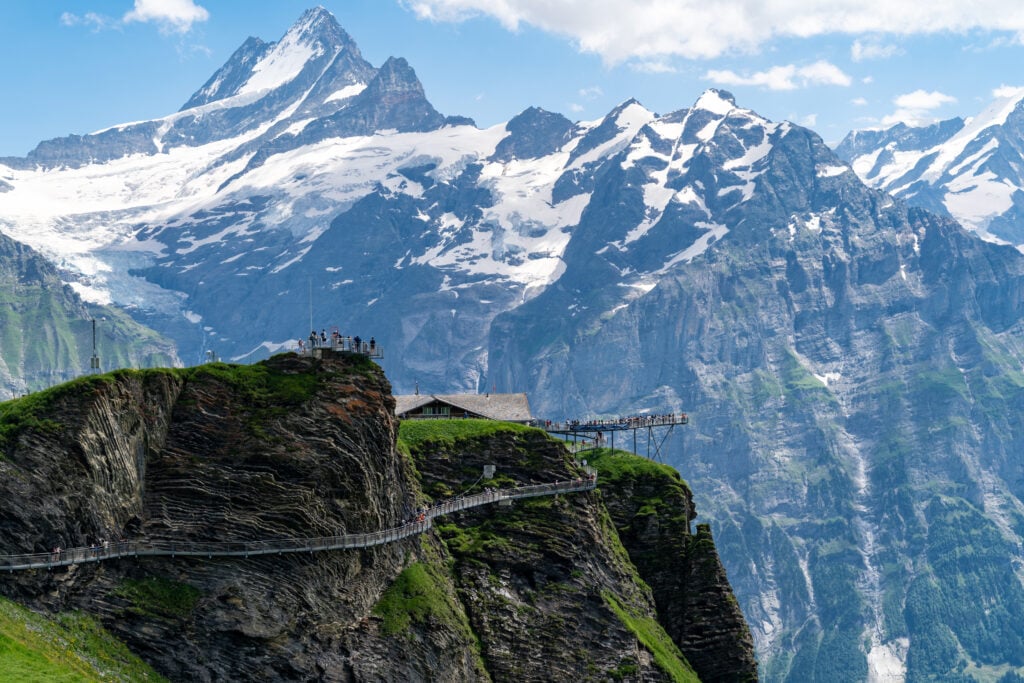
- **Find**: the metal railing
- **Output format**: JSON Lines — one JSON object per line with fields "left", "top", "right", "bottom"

{"left": 565, "top": 441, "right": 599, "bottom": 455}
{"left": 0, "top": 476, "right": 596, "bottom": 572}
{"left": 542, "top": 414, "right": 688, "bottom": 433}
{"left": 297, "top": 337, "right": 382, "bottom": 358}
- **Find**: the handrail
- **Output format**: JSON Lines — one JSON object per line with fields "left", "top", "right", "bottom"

{"left": 0, "top": 475, "right": 596, "bottom": 572}
{"left": 542, "top": 414, "right": 688, "bottom": 433}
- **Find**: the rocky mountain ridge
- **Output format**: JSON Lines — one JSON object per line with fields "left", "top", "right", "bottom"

{"left": 0, "top": 352, "right": 756, "bottom": 681}
{"left": 485, "top": 87, "right": 1024, "bottom": 681}
{"left": 835, "top": 88, "right": 1024, "bottom": 244}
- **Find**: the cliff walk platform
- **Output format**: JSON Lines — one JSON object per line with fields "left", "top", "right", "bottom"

{"left": 0, "top": 475, "right": 595, "bottom": 572}
{"left": 543, "top": 413, "right": 688, "bottom": 461}
{"left": 297, "top": 333, "right": 383, "bottom": 359}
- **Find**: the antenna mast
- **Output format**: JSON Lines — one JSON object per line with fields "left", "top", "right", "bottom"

{"left": 89, "top": 319, "right": 100, "bottom": 372}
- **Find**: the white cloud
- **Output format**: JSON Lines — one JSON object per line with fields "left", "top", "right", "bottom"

{"left": 893, "top": 89, "right": 956, "bottom": 110}
{"left": 60, "top": 11, "right": 114, "bottom": 31}
{"left": 704, "top": 61, "right": 851, "bottom": 91}
{"left": 881, "top": 89, "right": 957, "bottom": 126}
{"left": 123, "top": 0, "right": 209, "bottom": 34}
{"left": 578, "top": 86, "right": 603, "bottom": 99}
{"left": 851, "top": 96, "right": 868, "bottom": 106}
{"left": 993, "top": 84, "right": 1024, "bottom": 99}
{"left": 569, "top": 103, "right": 585, "bottom": 112}
{"left": 799, "top": 61, "right": 853, "bottom": 86}
{"left": 851, "top": 39, "right": 903, "bottom": 61}
{"left": 799, "top": 113, "right": 818, "bottom": 127}
{"left": 402, "top": 0, "right": 1024, "bottom": 62}
{"left": 706, "top": 66, "right": 797, "bottom": 90}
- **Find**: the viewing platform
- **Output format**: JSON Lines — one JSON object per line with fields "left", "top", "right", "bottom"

{"left": 297, "top": 334, "right": 383, "bottom": 359}
{"left": 542, "top": 413, "right": 688, "bottom": 461}
{"left": 543, "top": 413, "right": 687, "bottom": 435}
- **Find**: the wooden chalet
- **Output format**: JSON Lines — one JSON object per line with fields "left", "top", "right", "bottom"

{"left": 394, "top": 393, "right": 533, "bottom": 424}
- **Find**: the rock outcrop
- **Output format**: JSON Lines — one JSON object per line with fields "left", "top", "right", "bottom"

{"left": 0, "top": 352, "right": 755, "bottom": 681}
{"left": 405, "top": 425, "right": 758, "bottom": 682}
{"left": 591, "top": 451, "right": 758, "bottom": 682}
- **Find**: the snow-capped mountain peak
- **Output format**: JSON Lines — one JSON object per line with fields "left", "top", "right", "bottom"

{"left": 693, "top": 88, "right": 737, "bottom": 116}
{"left": 181, "top": 5, "right": 364, "bottom": 111}
{"left": 968, "top": 85, "right": 1024, "bottom": 129}
{"left": 290, "top": 5, "right": 343, "bottom": 40}
{"left": 181, "top": 36, "right": 272, "bottom": 111}
{"left": 837, "top": 87, "right": 1024, "bottom": 243}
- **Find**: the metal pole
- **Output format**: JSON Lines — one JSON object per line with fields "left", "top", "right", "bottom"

{"left": 89, "top": 319, "right": 100, "bottom": 372}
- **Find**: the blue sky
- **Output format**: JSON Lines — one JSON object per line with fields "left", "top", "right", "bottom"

{"left": 2, "top": 0, "right": 1024, "bottom": 156}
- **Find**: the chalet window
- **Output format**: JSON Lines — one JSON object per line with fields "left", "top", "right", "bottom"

{"left": 423, "top": 405, "right": 450, "bottom": 416}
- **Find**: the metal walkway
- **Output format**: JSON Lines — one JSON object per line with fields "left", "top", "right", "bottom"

{"left": 0, "top": 476, "right": 596, "bottom": 572}
{"left": 543, "top": 413, "right": 688, "bottom": 461}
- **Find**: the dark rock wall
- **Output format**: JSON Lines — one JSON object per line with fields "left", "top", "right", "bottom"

{"left": 592, "top": 450, "right": 759, "bottom": 682}
{"left": 0, "top": 369, "right": 183, "bottom": 561}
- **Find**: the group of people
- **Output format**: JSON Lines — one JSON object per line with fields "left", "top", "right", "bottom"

{"left": 298, "top": 329, "right": 377, "bottom": 355}
{"left": 542, "top": 413, "right": 688, "bottom": 431}
{"left": 50, "top": 536, "right": 121, "bottom": 562}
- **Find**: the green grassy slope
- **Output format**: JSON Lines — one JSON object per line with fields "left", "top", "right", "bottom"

{"left": 0, "top": 596, "right": 165, "bottom": 682}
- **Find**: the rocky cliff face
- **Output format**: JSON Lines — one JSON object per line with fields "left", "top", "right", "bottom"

{"left": 591, "top": 450, "right": 757, "bottom": 682}
{"left": 0, "top": 354, "right": 443, "bottom": 681}
{"left": 0, "top": 353, "right": 755, "bottom": 681}
{"left": 405, "top": 423, "right": 757, "bottom": 682}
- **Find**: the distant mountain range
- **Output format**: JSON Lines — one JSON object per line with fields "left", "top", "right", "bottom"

{"left": 5, "top": 7, "right": 1024, "bottom": 682}
{"left": 835, "top": 90, "right": 1024, "bottom": 245}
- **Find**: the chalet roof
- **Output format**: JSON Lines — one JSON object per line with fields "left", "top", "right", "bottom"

{"left": 394, "top": 393, "right": 533, "bottom": 423}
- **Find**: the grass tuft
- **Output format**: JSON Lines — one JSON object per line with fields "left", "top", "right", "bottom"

{"left": 372, "top": 562, "right": 475, "bottom": 640}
